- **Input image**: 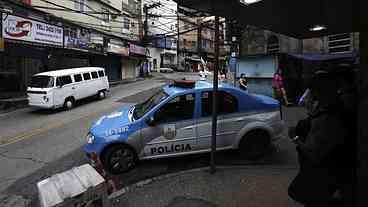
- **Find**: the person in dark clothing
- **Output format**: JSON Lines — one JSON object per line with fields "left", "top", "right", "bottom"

{"left": 239, "top": 73, "right": 248, "bottom": 91}
{"left": 288, "top": 66, "right": 356, "bottom": 207}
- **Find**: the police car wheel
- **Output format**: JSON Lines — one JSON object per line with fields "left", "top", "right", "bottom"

{"left": 239, "top": 130, "right": 270, "bottom": 160}
{"left": 103, "top": 145, "right": 136, "bottom": 174}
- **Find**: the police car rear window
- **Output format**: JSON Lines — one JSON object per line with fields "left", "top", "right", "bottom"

{"left": 201, "top": 91, "right": 238, "bottom": 116}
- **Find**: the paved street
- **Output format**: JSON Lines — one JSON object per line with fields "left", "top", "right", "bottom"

{"left": 0, "top": 72, "right": 307, "bottom": 206}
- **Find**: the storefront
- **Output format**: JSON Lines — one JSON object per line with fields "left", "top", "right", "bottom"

{"left": 106, "top": 38, "right": 130, "bottom": 81}
{"left": 127, "top": 43, "right": 148, "bottom": 78}
{"left": 0, "top": 13, "right": 63, "bottom": 94}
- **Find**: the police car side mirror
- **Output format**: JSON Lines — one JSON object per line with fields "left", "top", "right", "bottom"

{"left": 147, "top": 116, "right": 156, "bottom": 126}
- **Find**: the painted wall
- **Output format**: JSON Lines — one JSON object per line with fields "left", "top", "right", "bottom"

{"left": 31, "top": 0, "right": 140, "bottom": 41}
{"left": 238, "top": 55, "right": 277, "bottom": 97}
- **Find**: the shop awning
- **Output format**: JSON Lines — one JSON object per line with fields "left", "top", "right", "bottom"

{"left": 288, "top": 52, "right": 358, "bottom": 61}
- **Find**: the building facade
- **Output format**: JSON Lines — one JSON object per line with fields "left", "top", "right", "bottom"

{"left": 178, "top": 15, "right": 228, "bottom": 72}
{"left": 143, "top": 0, "right": 178, "bottom": 71}
{"left": 0, "top": 0, "right": 146, "bottom": 97}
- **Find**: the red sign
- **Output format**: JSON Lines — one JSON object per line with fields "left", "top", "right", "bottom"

{"left": 5, "top": 20, "right": 32, "bottom": 37}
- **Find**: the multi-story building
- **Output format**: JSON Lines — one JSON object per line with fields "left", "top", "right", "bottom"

{"left": 143, "top": 0, "right": 177, "bottom": 70}
{"left": 178, "top": 14, "right": 227, "bottom": 72}
{"left": 0, "top": 0, "right": 147, "bottom": 96}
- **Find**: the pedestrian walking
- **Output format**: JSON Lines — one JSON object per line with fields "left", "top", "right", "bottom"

{"left": 239, "top": 73, "right": 248, "bottom": 91}
{"left": 288, "top": 66, "right": 356, "bottom": 207}
{"left": 272, "top": 69, "right": 290, "bottom": 105}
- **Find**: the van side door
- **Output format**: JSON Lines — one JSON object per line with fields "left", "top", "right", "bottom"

{"left": 72, "top": 74, "right": 84, "bottom": 100}
{"left": 82, "top": 72, "right": 93, "bottom": 97}
{"left": 54, "top": 75, "right": 74, "bottom": 107}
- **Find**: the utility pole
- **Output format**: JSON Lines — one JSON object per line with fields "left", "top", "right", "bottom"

{"left": 143, "top": 2, "right": 161, "bottom": 46}
{"left": 197, "top": 21, "right": 202, "bottom": 60}
{"left": 177, "top": 3, "right": 180, "bottom": 70}
{"left": 210, "top": 15, "right": 220, "bottom": 174}
{"left": 143, "top": 4, "right": 148, "bottom": 45}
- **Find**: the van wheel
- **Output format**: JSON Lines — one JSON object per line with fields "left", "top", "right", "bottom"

{"left": 102, "top": 145, "right": 137, "bottom": 174}
{"left": 97, "top": 90, "right": 106, "bottom": 100}
{"left": 64, "top": 98, "right": 74, "bottom": 110}
{"left": 239, "top": 130, "right": 270, "bottom": 160}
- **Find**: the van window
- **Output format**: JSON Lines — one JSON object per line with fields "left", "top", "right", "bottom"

{"left": 98, "top": 70, "right": 105, "bottom": 77}
{"left": 83, "top": 73, "right": 91, "bottom": 80}
{"left": 29, "top": 76, "right": 54, "bottom": 88}
{"left": 74, "top": 74, "right": 83, "bottom": 82}
{"left": 91, "top": 71, "right": 98, "bottom": 79}
{"left": 59, "top": 76, "right": 73, "bottom": 85}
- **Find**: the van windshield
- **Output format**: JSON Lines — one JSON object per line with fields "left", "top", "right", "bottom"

{"left": 29, "top": 76, "right": 54, "bottom": 88}
{"left": 133, "top": 89, "right": 168, "bottom": 120}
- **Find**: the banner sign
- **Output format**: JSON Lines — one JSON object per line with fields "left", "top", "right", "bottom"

{"left": 2, "top": 14, "right": 63, "bottom": 46}
{"left": 129, "top": 43, "right": 146, "bottom": 55}
{"left": 64, "top": 27, "right": 90, "bottom": 50}
{"left": 229, "top": 57, "right": 237, "bottom": 72}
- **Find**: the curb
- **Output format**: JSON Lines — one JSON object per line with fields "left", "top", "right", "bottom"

{"left": 108, "top": 165, "right": 298, "bottom": 200}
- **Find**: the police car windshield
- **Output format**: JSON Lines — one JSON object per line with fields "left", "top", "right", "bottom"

{"left": 133, "top": 89, "right": 168, "bottom": 120}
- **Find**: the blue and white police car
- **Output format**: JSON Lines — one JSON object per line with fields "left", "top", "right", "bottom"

{"left": 83, "top": 80, "right": 286, "bottom": 174}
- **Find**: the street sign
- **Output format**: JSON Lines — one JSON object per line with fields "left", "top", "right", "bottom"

{"left": 229, "top": 57, "right": 237, "bottom": 72}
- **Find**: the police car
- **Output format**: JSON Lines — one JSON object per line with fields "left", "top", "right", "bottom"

{"left": 83, "top": 80, "right": 286, "bottom": 174}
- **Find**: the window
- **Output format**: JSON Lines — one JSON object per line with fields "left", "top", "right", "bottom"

{"left": 29, "top": 76, "right": 54, "bottom": 88}
{"left": 267, "top": 35, "right": 280, "bottom": 53}
{"left": 74, "top": 0, "right": 85, "bottom": 12}
{"left": 154, "top": 93, "right": 195, "bottom": 124}
{"left": 91, "top": 71, "right": 98, "bottom": 79}
{"left": 201, "top": 91, "right": 238, "bottom": 117}
{"left": 102, "top": 8, "right": 110, "bottom": 22}
{"left": 57, "top": 76, "right": 73, "bottom": 86}
{"left": 124, "top": 18, "right": 130, "bottom": 30}
{"left": 184, "top": 23, "right": 189, "bottom": 30}
{"left": 74, "top": 74, "right": 83, "bottom": 82}
{"left": 328, "top": 33, "right": 352, "bottom": 54}
{"left": 83, "top": 73, "right": 91, "bottom": 80}
{"left": 133, "top": 89, "right": 168, "bottom": 120}
{"left": 98, "top": 70, "right": 105, "bottom": 77}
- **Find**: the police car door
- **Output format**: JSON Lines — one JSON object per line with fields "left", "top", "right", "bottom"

{"left": 197, "top": 91, "right": 239, "bottom": 150}
{"left": 142, "top": 93, "right": 197, "bottom": 158}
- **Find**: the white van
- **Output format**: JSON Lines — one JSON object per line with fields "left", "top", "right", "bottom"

{"left": 27, "top": 67, "right": 109, "bottom": 110}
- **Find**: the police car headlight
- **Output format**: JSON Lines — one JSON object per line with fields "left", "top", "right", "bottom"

{"left": 86, "top": 133, "right": 95, "bottom": 144}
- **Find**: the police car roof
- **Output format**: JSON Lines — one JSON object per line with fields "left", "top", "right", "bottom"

{"left": 163, "top": 80, "right": 235, "bottom": 95}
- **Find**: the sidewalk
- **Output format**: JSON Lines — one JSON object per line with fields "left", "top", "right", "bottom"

{"left": 110, "top": 166, "right": 302, "bottom": 207}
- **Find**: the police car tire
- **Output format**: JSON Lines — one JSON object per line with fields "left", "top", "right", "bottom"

{"left": 239, "top": 130, "right": 270, "bottom": 160}
{"left": 102, "top": 145, "right": 137, "bottom": 174}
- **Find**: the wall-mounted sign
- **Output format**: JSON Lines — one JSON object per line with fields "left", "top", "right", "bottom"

{"left": 108, "top": 43, "right": 129, "bottom": 56}
{"left": 64, "top": 27, "right": 90, "bottom": 50}
{"left": 89, "top": 33, "right": 104, "bottom": 53}
{"left": 129, "top": 43, "right": 146, "bottom": 55}
{"left": 2, "top": 14, "right": 63, "bottom": 46}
